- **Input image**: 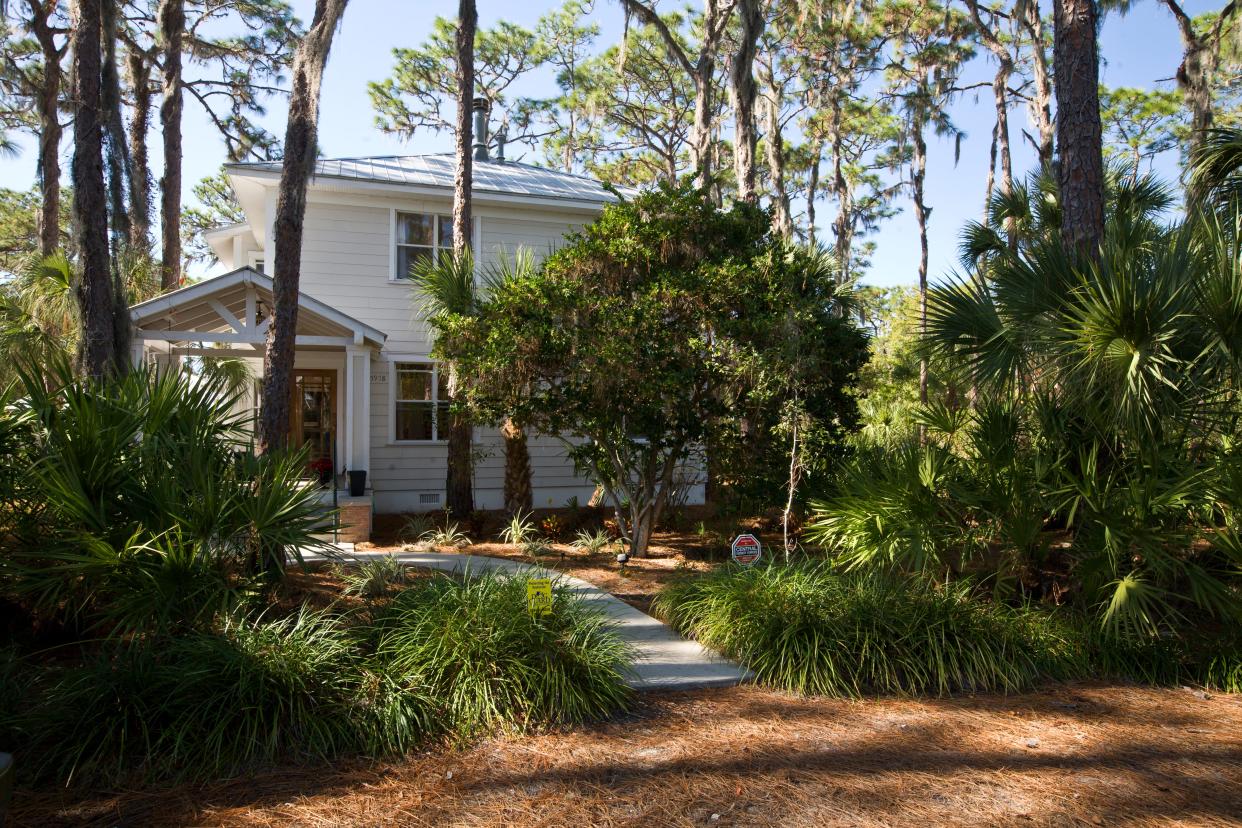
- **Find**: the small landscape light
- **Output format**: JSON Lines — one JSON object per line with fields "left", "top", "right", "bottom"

{"left": 616, "top": 550, "right": 630, "bottom": 575}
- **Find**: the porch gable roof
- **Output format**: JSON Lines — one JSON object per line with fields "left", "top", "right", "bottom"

{"left": 130, "top": 267, "right": 387, "bottom": 349}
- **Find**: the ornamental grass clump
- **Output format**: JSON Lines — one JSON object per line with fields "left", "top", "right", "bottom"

{"left": 11, "top": 608, "right": 431, "bottom": 785}
{"left": 370, "top": 570, "right": 634, "bottom": 739}
{"left": 654, "top": 562, "right": 1087, "bottom": 697}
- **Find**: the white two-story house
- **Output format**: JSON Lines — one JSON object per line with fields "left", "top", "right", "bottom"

{"left": 128, "top": 144, "right": 622, "bottom": 519}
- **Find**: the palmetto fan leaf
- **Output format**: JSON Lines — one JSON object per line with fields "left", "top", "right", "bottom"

{"left": 409, "top": 248, "right": 480, "bottom": 322}
{"left": 1190, "top": 126, "right": 1242, "bottom": 212}
{"left": 925, "top": 272, "right": 1026, "bottom": 391}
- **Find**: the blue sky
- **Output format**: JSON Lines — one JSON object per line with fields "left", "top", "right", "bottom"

{"left": 0, "top": 0, "right": 1215, "bottom": 286}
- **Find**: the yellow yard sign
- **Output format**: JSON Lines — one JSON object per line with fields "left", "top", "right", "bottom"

{"left": 526, "top": 578, "right": 553, "bottom": 616}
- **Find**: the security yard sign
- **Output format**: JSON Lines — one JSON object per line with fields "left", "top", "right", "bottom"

{"left": 526, "top": 578, "right": 553, "bottom": 616}
{"left": 731, "top": 534, "right": 763, "bottom": 565}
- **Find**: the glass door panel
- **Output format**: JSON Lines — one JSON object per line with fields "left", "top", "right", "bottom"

{"left": 290, "top": 370, "right": 336, "bottom": 471}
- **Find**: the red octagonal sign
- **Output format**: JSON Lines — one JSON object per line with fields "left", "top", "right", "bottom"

{"left": 731, "top": 533, "right": 762, "bottom": 566}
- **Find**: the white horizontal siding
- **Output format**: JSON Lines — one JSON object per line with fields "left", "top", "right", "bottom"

{"left": 291, "top": 191, "right": 595, "bottom": 513}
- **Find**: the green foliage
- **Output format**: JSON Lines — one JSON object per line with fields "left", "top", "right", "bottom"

{"left": 655, "top": 563, "right": 1086, "bottom": 697}
{"left": 438, "top": 183, "right": 865, "bottom": 551}
{"left": 573, "top": 527, "right": 613, "bottom": 555}
{"left": 399, "top": 514, "right": 434, "bottom": 543}
{"left": 1191, "top": 126, "right": 1242, "bottom": 213}
{"left": 0, "top": 187, "right": 73, "bottom": 274}
{"left": 706, "top": 246, "right": 869, "bottom": 508}
{"left": 0, "top": 360, "right": 330, "bottom": 637}
{"left": 9, "top": 609, "right": 429, "bottom": 785}
{"left": 822, "top": 177, "right": 1242, "bottom": 647}
{"left": 339, "top": 555, "right": 409, "bottom": 601}
{"left": 500, "top": 511, "right": 537, "bottom": 545}
{"left": 369, "top": 570, "right": 633, "bottom": 738}
{"left": 424, "top": 523, "right": 472, "bottom": 549}
{"left": 182, "top": 169, "right": 246, "bottom": 267}
{"left": 369, "top": 15, "right": 550, "bottom": 147}
{"left": 1098, "top": 86, "right": 1185, "bottom": 177}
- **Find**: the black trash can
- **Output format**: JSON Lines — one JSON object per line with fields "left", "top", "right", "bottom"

{"left": 347, "top": 469, "right": 367, "bottom": 497}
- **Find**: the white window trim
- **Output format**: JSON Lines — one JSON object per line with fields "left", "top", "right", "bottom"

{"left": 389, "top": 209, "right": 481, "bottom": 282}
{"left": 247, "top": 252, "right": 265, "bottom": 273}
{"left": 387, "top": 357, "right": 449, "bottom": 445}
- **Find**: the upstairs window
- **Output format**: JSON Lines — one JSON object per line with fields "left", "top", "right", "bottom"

{"left": 394, "top": 212, "right": 453, "bottom": 280}
{"left": 393, "top": 361, "right": 451, "bottom": 441}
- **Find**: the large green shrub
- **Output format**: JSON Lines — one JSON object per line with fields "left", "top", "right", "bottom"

{"left": 369, "top": 570, "right": 634, "bottom": 738}
{"left": 655, "top": 563, "right": 1087, "bottom": 696}
{"left": 10, "top": 609, "right": 430, "bottom": 785}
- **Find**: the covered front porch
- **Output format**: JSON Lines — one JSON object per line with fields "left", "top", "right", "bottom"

{"left": 129, "top": 267, "right": 387, "bottom": 540}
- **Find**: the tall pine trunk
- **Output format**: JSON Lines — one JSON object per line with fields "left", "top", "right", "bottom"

{"left": 28, "top": 0, "right": 63, "bottom": 257}
{"left": 762, "top": 91, "right": 792, "bottom": 237}
{"left": 71, "top": 0, "right": 118, "bottom": 378}
{"left": 1022, "top": 1, "right": 1055, "bottom": 167}
{"left": 806, "top": 136, "right": 822, "bottom": 248}
{"left": 729, "top": 0, "right": 763, "bottom": 202}
{"left": 101, "top": 0, "right": 133, "bottom": 250}
{"left": 126, "top": 46, "right": 153, "bottom": 248}
{"left": 912, "top": 114, "right": 929, "bottom": 406}
{"left": 157, "top": 0, "right": 184, "bottom": 290}
{"left": 1053, "top": 0, "right": 1104, "bottom": 259}
{"left": 445, "top": 0, "right": 477, "bottom": 518}
{"left": 1160, "top": 0, "right": 1238, "bottom": 158}
{"left": 259, "top": 0, "right": 350, "bottom": 453}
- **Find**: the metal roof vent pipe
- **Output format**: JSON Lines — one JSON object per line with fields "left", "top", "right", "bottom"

{"left": 495, "top": 126, "right": 507, "bottom": 163}
{"left": 472, "top": 96, "right": 490, "bottom": 161}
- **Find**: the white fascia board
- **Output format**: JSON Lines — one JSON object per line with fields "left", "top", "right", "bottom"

{"left": 223, "top": 166, "right": 613, "bottom": 215}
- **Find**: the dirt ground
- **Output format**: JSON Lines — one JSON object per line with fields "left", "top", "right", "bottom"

{"left": 13, "top": 683, "right": 1242, "bottom": 827}
{"left": 359, "top": 509, "right": 758, "bottom": 614}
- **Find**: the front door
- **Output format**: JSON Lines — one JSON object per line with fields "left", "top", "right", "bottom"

{"left": 291, "top": 369, "right": 336, "bottom": 467}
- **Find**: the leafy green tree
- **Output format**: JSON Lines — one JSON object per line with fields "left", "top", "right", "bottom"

{"left": 369, "top": 15, "right": 550, "bottom": 153}
{"left": 435, "top": 184, "right": 802, "bottom": 556}
{"left": 534, "top": 0, "right": 601, "bottom": 173}
{"left": 705, "top": 246, "right": 869, "bottom": 547}
{"left": 546, "top": 14, "right": 696, "bottom": 185}
{"left": 0, "top": 186, "right": 72, "bottom": 275}
{"left": 1099, "top": 85, "right": 1185, "bottom": 180}
{"left": 181, "top": 169, "right": 245, "bottom": 267}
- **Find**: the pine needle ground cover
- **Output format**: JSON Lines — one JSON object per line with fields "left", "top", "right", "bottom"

{"left": 13, "top": 684, "right": 1242, "bottom": 827}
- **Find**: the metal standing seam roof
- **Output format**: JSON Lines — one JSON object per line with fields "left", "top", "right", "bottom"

{"left": 226, "top": 154, "right": 634, "bottom": 204}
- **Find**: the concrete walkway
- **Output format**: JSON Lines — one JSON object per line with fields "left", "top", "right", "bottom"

{"left": 317, "top": 548, "right": 750, "bottom": 692}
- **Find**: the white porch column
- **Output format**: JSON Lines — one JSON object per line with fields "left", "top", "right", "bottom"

{"left": 344, "top": 345, "right": 371, "bottom": 482}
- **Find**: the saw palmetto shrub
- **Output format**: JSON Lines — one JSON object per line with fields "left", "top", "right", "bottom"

{"left": 0, "top": 361, "right": 330, "bottom": 638}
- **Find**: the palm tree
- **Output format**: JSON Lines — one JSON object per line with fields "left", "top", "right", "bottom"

{"left": 410, "top": 249, "right": 536, "bottom": 516}
{"left": 922, "top": 175, "right": 1242, "bottom": 636}
{"left": 0, "top": 251, "right": 159, "bottom": 385}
